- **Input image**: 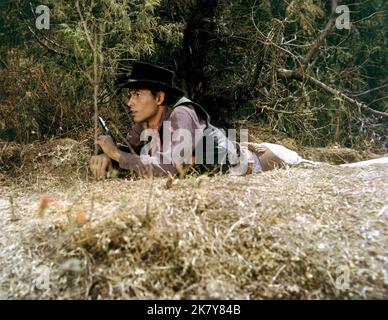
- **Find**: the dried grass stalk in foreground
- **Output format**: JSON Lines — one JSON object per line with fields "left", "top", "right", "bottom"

{"left": 0, "top": 163, "right": 387, "bottom": 299}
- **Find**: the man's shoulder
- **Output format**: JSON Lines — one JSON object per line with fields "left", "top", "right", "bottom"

{"left": 167, "top": 104, "right": 207, "bottom": 130}
{"left": 169, "top": 104, "right": 198, "bottom": 120}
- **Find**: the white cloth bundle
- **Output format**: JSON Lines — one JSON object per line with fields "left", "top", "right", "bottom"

{"left": 258, "top": 143, "right": 304, "bottom": 165}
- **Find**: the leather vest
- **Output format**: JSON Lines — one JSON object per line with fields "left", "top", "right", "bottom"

{"left": 166, "top": 97, "right": 238, "bottom": 174}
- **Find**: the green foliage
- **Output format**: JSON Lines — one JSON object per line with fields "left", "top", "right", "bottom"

{"left": 0, "top": 0, "right": 386, "bottom": 150}
{"left": 194, "top": 0, "right": 387, "bottom": 147}
{"left": 0, "top": 0, "right": 184, "bottom": 142}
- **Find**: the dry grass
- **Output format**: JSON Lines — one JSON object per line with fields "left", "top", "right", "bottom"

{"left": 0, "top": 139, "right": 387, "bottom": 300}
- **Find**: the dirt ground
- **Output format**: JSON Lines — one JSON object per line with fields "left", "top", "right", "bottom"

{"left": 0, "top": 139, "right": 387, "bottom": 299}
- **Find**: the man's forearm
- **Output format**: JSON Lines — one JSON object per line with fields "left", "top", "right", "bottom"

{"left": 118, "top": 151, "right": 177, "bottom": 177}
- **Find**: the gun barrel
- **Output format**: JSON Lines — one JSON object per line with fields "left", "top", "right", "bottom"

{"left": 98, "top": 116, "right": 110, "bottom": 135}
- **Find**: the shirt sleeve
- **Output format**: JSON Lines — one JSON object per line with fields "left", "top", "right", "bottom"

{"left": 125, "top": 123, "right": 143, "bottom": 149}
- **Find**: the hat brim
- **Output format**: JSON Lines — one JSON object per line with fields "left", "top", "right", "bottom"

{"left": 116, "top": 79, "right": 184, "bottom": 98}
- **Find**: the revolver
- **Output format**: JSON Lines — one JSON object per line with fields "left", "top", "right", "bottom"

{"left": 98, "top": 116, "right": 130, "bottom": 154}
{"left": 98, "top": 116, "right": 113, "bottom": 138}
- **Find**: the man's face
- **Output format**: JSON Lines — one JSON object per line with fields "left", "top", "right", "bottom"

{"left": 127, "top": 89, "right": 159, "bottom": 123}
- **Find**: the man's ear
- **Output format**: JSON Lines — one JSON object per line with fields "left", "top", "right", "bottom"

{"left": 156, "top": 91, "right": 166, "bottom": 106}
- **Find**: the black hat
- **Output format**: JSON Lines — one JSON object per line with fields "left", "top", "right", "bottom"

{"left": 115, "top": 61, "right": 184, "bottom": 98}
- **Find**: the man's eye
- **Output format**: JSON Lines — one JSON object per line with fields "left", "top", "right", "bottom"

{"left": 128, "top": 92, "right": 141, "bottom": 99}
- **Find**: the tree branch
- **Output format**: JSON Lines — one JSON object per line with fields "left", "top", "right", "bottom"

{"left": 351, "top": 83, "right": 388, "bottom": 97}
{"left": 301, "top": 0, "right": 338, "bottom": 69}
{"left": 256, "top": 104, "right": 297, "bottom": 115}
{"left": 27, "top": 25, "right": 68, "bottom": 57}
{"left": 75, "top": 0, "right": 95, "bottom": 52}
{"left": 76, "top": 0, "right": 101, "bottom": 155}
{"left": 277, "top": 68, "right": 388, "bottom": 118}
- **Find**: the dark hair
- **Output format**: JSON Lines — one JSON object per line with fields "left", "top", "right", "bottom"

{"left": 150, "top": 89, "right": 178, "bottom": 106}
